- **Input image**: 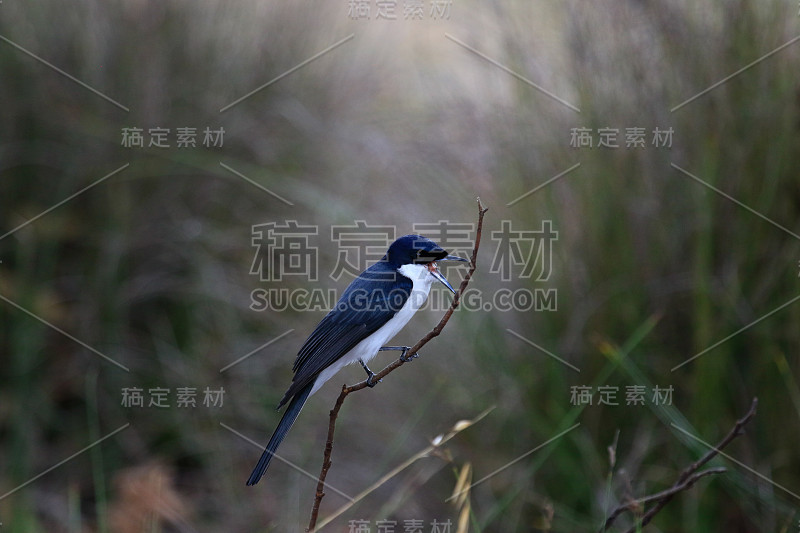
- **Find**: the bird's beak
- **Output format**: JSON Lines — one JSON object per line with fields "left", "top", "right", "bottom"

{"left": 427, "top": 261, "right": 457, "bottom": 295}
{"left": 441, "top": 255, "right": 469, "bottom": 263}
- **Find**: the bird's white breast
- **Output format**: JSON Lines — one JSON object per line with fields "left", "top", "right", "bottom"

{"left": 310, "top": 263, "right": 433, "bottom": 395}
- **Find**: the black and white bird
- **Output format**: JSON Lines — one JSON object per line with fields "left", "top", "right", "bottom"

{"left": 246, "top": 234, "right": 468, "bottom": 485}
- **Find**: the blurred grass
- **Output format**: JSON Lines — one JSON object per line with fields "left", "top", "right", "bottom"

{"left": 1, "top": 0, "right": 799, "bottom": 531}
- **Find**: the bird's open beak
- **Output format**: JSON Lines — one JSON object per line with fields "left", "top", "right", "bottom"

{"left": 427, "top": 261, "right": 458, "bottom": 295}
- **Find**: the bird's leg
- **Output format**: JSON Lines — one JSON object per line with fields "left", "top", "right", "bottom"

{"left": 379, "top": 345, "right": 419, "bottom": 362}
{"left": 360, "top": 359, "right": 380, "bottom": 387}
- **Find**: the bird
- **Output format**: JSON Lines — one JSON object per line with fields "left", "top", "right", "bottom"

{"left": 246, "top": 234, "right": 469, "bottom": 486}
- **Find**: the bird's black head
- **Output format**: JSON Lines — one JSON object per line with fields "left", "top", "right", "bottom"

{"left": 382, "top": 235, "right": 470, "bottom": 294}
{"left": 384, "top": 234, "right": 449, "bottom": 267}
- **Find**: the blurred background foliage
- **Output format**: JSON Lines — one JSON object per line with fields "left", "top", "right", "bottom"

{"left": 1, "top": 0, "right": 799, "bottom": 531}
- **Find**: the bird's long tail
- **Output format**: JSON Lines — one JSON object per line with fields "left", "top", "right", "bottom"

{"left": 246, "top": 381, "right": 313, "bottom": 486}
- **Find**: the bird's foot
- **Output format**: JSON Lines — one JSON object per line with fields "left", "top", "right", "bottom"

{"left": 360, "top": 360, "right": 381, "bottom": 387}
{"left": 365, "top": 372, "right": 381, "bottom": 387}
{"left": 399, "top": 346, "right": 419, "bottom": 362}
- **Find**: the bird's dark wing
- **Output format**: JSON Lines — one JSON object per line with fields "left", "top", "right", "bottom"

{"left": 277, "top": 265, "right": 411, "bottom": 407}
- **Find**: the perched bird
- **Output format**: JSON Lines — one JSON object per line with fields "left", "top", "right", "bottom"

{"left": 247, "top": 234, "right": 468, "bottom": 485}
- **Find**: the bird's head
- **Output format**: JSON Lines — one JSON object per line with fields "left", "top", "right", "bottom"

{"left": 384, "top": 234, "right": 469, "bottom": 294}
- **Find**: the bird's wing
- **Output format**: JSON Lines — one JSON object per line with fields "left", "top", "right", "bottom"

{"left": 277, "top": 268, "right": 411, "bottom": 407}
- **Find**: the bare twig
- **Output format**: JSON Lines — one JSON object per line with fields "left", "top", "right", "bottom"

{"left": 634, "top": 467, "right": 727, "bottom": 507}
{"left": 307, "top": 198, "right": 489, "bottom": 532}
{"left": 602, "top": 398, "right": 758, "bottom": 532}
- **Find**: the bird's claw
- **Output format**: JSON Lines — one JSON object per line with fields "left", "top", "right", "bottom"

{"left": 360, "top": 359, "right": 381, "bottom": 387}
{"left": 399, "top": 347, "right": 419, "bottom": 362}
{"left": 365, "top": 372, "right": 381, "bottom": 387}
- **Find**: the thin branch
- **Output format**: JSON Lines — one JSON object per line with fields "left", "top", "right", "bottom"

{"left": 602, "top": 398, "right": 758, "bottom": 532}
{"left": 635, "top": 467, "right": 727, "bottom": 506}
{"left": 307, "top": 198, "right": 489, "bottom": 532}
